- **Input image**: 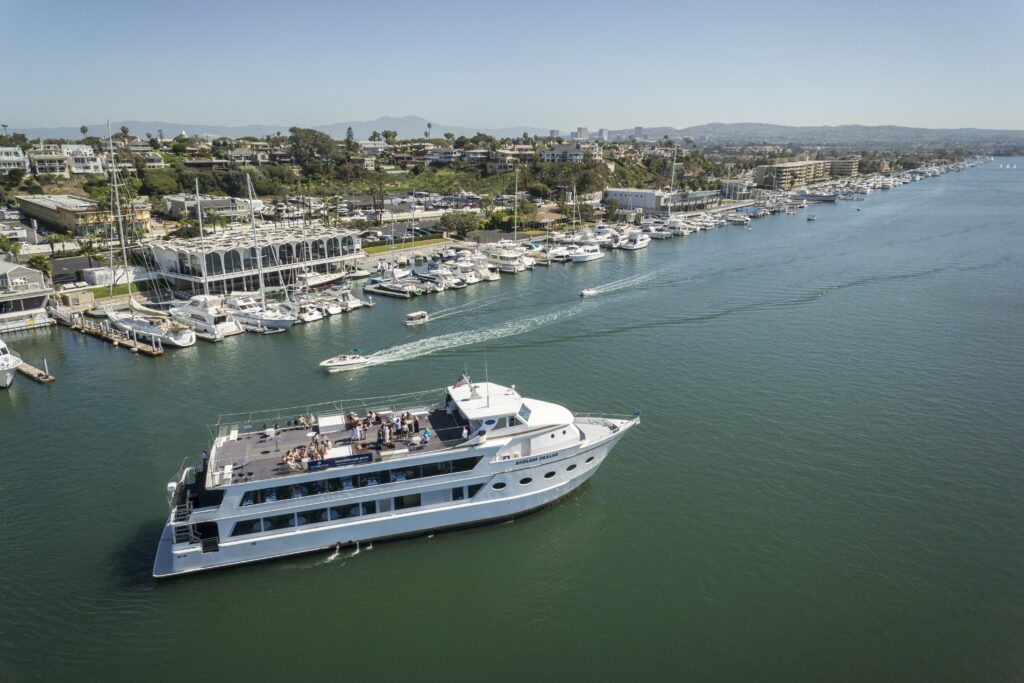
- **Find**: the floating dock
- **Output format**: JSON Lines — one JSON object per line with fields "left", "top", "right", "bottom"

{"left": 15, "top": 358, "right": 55, "bottom": 384}
{"left": 50, "top": 308, "right": 163, "bottom": 356}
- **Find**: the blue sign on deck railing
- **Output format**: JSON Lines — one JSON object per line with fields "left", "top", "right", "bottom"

{"left": 307, "top": 452, "right": 373, "bottom": 471}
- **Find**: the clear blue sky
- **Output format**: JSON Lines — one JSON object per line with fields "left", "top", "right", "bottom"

{"left": 4, "top": 0, "right": 1022, "bottom": 130}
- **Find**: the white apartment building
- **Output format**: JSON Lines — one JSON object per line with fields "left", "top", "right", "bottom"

{"left": 61, "top": 145, "right": 104, "bottom": 174}
{"left": 539, "top": 143, "right": 599, "bottom": 163}
{"left": 0, "top": 147, "right": 30, "bottom": 175}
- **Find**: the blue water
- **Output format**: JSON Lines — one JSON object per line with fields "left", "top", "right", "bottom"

{"left": 1, "top": 160, "right": 1022, "bottom": 681}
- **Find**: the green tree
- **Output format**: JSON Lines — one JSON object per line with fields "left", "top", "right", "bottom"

{"left": 120, "top": 125, "right": 129, "bottom": 139}
{"left": 80, "top": 125, "right": 88, "bottom": 138}
{"left": 369, "top": 131, "right": 381, "bottom": 142}
{"left": 439, "top": 210, "right": 481, "bottom": 236}
{"left": 0, "top": 235, "right": 23, "bottom": 259}
{"left": 382, "top": 130, "right": 398, "bottom": 145}
{"left": 427, "top": 122, "right": 432, "bottom": 139}
{"left": 526, "top": 181, "right": 549, "bottom": 199}
{"left": 26, "top": 254, "right": 51, "bottom": 279}
{"left": 444, "top": 132, "right": 454, "bottom": 144}
{"left": 345, "top": 126, "right": 358, "bottom": 153}
{"left": 603, "top": 197, "right": 620, "bottom": 221}
{"left": 77, "top": 239, "right": 105, "bottom": 268}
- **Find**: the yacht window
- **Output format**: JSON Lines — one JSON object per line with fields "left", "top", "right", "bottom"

{"left": 361, "top": 500, "right": 377, "bottom": 515}
{"left": 423, "top": 461, "right": 453, "bottom": 477}
{"left": 240, "top": 490, "right": 262, "bottom": 506}
{"left": 451, "top": 456, "right": 481, "bottom": 472}
{"left": 263, "top": 514, "right": 294, "bottom": 531}
{"left": 492, "top": 482, "right": 506, "bottom": 490}
{"left": 517, "top": 402, "right": 532, "bottom": 423}
{"left": 231, "top": 519, "right": 263, "bottom": 536}
{"left": 452, "top": 487, "right": 465, "bottom": 501}
{"left": 394, "top": 494, "right": 421, "bottom": 510}
{"left": 297, "top": 509, "right": 327, "bottom": 526}
{"left": 468, "top": 484, "right": 483, "bottom": 497}
{"left": 585, "top": 456, "right": 595, "bottom": 463}
{"left": 519, "top": 477, "right": 532, "bottom": 485}
{"left": 567, "top": 464, "right": 577, "bottom": 471}
{"left": 544, "top": 471, "right": 556, "bottom": 479}
{"left": 330, "top": 504, "right": 360, "bottom": 520}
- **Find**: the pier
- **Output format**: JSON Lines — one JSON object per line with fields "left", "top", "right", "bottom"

{"left": 49, "top": 308, "right": 164, "bottom": 356}
{"left": 8, "top": 347, "right": 55, "bottom": 384}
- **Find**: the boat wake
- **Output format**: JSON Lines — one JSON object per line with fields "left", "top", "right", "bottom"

{"left": 585, "top": 269, "right": 663, "bottom": 296}
{"left": 429, "top": 297, "right": 496, "bottom": 321}
{"left": 367, "top": 306, "right": 580, "bottom": 366}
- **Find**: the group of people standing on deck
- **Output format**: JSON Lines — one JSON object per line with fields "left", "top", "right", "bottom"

{"left": 345, "top": 410, "right": 425, "bottom": 450}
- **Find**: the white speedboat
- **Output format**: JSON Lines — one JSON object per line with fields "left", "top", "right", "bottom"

{"left": 580, "top": 288, "right": 598, "bottom": 297}
{"left": 106, "top": 307, "right": 197, "bottom": 347}
{"left": 170, "top": 295, "right": 244, "bottom": 342}
{"left": 405, "top": 310, "right": 429, "bottom": 326}
{"left": 570, "top": 244, "right": 606, "bottom": 263}
{"left": 319, "top": 354, "right": 369, "bottom": 372}
{"left": 152, "top": 378, "right": 639, "bottom": 577}
{"left": 0, "top": 338, "right": 22, "bottom": 388}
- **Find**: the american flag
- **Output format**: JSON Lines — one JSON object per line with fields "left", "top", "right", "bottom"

{"left": 452, "top": 374, "right": 469, "bottom": 388}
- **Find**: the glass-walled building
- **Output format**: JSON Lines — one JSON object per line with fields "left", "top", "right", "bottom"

{"left": 149, "top": 222, "right": 364, "bottom": 294}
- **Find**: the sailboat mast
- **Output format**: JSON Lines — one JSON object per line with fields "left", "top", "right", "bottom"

{"left": 195, "top": 178, "right": 209, "bottom": 296}
{"left": 246, "top": 175, "right": 266, "bottom": 309}
{"left": 668, "top": 147, "right": 677, "bottom": 218}
{"left": 107, "top": 122, "right": 133, "bottom": 305}
{"left": 513, "top": 165, "right": 519, "bottom": 241}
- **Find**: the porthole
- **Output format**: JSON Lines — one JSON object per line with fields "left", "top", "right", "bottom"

{"left": 519, "top": 477, "right": 532, "bottom": 485}
{"left": 562, "top": 430, "right": 567, "bottom": 435}
{"left": 493, "top": 482, "right": 506, "bottom": 490}
{"left": 585, "top": 456, "right": 595, "bottom": 463}
{"left": 550, "top": 433, "right": 555, "bottom": 439}
{"left": 567, "top": 464, "right": 577, "bottom": 471}
{"left": 544, "top": 471, "right": 556, "bottom": 479}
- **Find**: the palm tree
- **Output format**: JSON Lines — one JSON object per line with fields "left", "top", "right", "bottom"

{"left": 427, "top": 122, "right": 432, "bottom": 139}
{"left": 120, "top": 125, "right": 130, "bottom": 141}
{"left": 26, "top": 255, "right": 51, "bottom": 280}
{"left": 80, "top": 125, "right": 89, "bottom": 138}
{"left": 78, "top": 239, "right": 105, "bottom": 268}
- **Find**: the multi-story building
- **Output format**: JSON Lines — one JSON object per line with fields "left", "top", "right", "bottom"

{"left": 61, "top": 145, "right": 104, "bottom": 174}
{"left": 0, "top": 260, "right": 53, "bottom": 333}
{"left": 596, "top": 128, "right": 609, "bottom": 141}
{"left": 28, "top": 145, "right": 70, "bottom": 178}
{"left": 752, "top": 160, "right": 833, "bottom": 189}
{"left": 426, "top": 149, "right": 461, "bottom": 165}
{"left": 149, "top": 222, "right": 364, "bottom": 294}
{"left": 538, "top": 143, "right": 599, "bottom": 163}
{"left": 461, "top": 149, "right": 488, "bottom": 163}
{"left": 829, "top": 158, "right": 860, "bottom": 177}
{"left": 602, "top": 188, "right": 669, "bottom": 211}
{"left": 0, "top": 147, "right": 30, "bottom": 175}
{"left": 16, "top": 194, "right": 150, "bottom": 237}
{"left": 162, "top": 194, "right": 264, "bottom": 221}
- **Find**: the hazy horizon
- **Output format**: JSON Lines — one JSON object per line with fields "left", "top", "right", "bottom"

{"left": 4, "top": 0, "right": 1022, "bottom": 131}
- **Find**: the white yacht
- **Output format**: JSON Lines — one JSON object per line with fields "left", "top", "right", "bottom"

{"left": 570, "top": 244, "right": 606, "bottom": 263}
{"left": 620, "top": 232, "right": 651, "bottom": 251}
{"left": 106, "top": 306, "right": 197, "bottom": 347}
{"left": 0, "top": 338, "right": 22, "bottom": 388}
{"left": 170, "top": 295, "right": 244, "bottom": 342}
{"left": 153, "top": 379, "right": 640, "bottom": 577}
{"left": 225, "top": 295, "right": 297, "bottom": 331}
{"left": 405, "top": 311, "right": 429, "bottom": 326}
{"left": 487, "top": 249, "right": 527, "bottom": 273}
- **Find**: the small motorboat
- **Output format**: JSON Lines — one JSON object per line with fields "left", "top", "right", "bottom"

{"left": 319, "top": 354, "right": 368, "bottom": 373}
{"left": 807, "top": 215, "right": 817, "bottom": 221}
{"left": 405, "top": 311, "right": 429, "bottom": 326}
{"left": 580, "top": 288, "right": 598, "bottom": 297}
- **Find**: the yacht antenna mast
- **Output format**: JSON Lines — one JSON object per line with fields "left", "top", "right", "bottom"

{"left": 196, "top": 178, "right": 208, "bottom": 296}
{"left": 246, "top": 174, "right": 266, "bottom": 309}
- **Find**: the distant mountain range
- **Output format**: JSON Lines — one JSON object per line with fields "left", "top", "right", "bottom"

{"left": 11, "top": 117, "right": 1024, "bottom": 148}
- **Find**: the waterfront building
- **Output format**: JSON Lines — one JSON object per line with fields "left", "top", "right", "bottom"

{"left": 148, "top": 222, "right": 364, "bottom": 294}
{"left": 753, "top": 160, "right": 832, "bottom": 189}
{"left": 0, "top": 260, "right": 52, "bottom": 333}
{"left": 830, "top": 158, "right": 860, "bottom": 177}
{"left": 603, "top": 187, "right": 669, "bottom": 211}
{"left": 0, "top": 147, "right": 30, "bottom": 175}
{"left": 720, "top": 179, "right": 756, "bottom": 200}
{"left": 15, "top": 194, "right": 150, "bottom": 237}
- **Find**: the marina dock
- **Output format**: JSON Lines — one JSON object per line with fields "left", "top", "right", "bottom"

{"left": 15, "top": 356, "right": 55, "bottom": 383}
{"left": 50, "top": 308, "right": 164, "bottom": 356}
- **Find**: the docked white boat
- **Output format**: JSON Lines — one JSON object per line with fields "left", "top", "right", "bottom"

{"left": 106, "top": 306, "right": 197, "bottom": 347}
{"left": 152, "top": 378, "right": 640, "bottom": 577}
{"left": 170, "top": 295, "right": 244, "bottom": 342}
{"left": 225, "top": 295, "right": 297, "bottom": 331}
{"left": 405, "top": 310, "right": 429, "bottom": 326}
{"left": 318, "top": 354, "right": 369, "bottom": 372}
{"left": 620, "top": 232, "right": 651, "bottom": 250}
{"left": 570, "top": 244, "right": 606, "bottom": 263}
{"left": 0, "top": 338, "right": 22, "bottom": 388}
